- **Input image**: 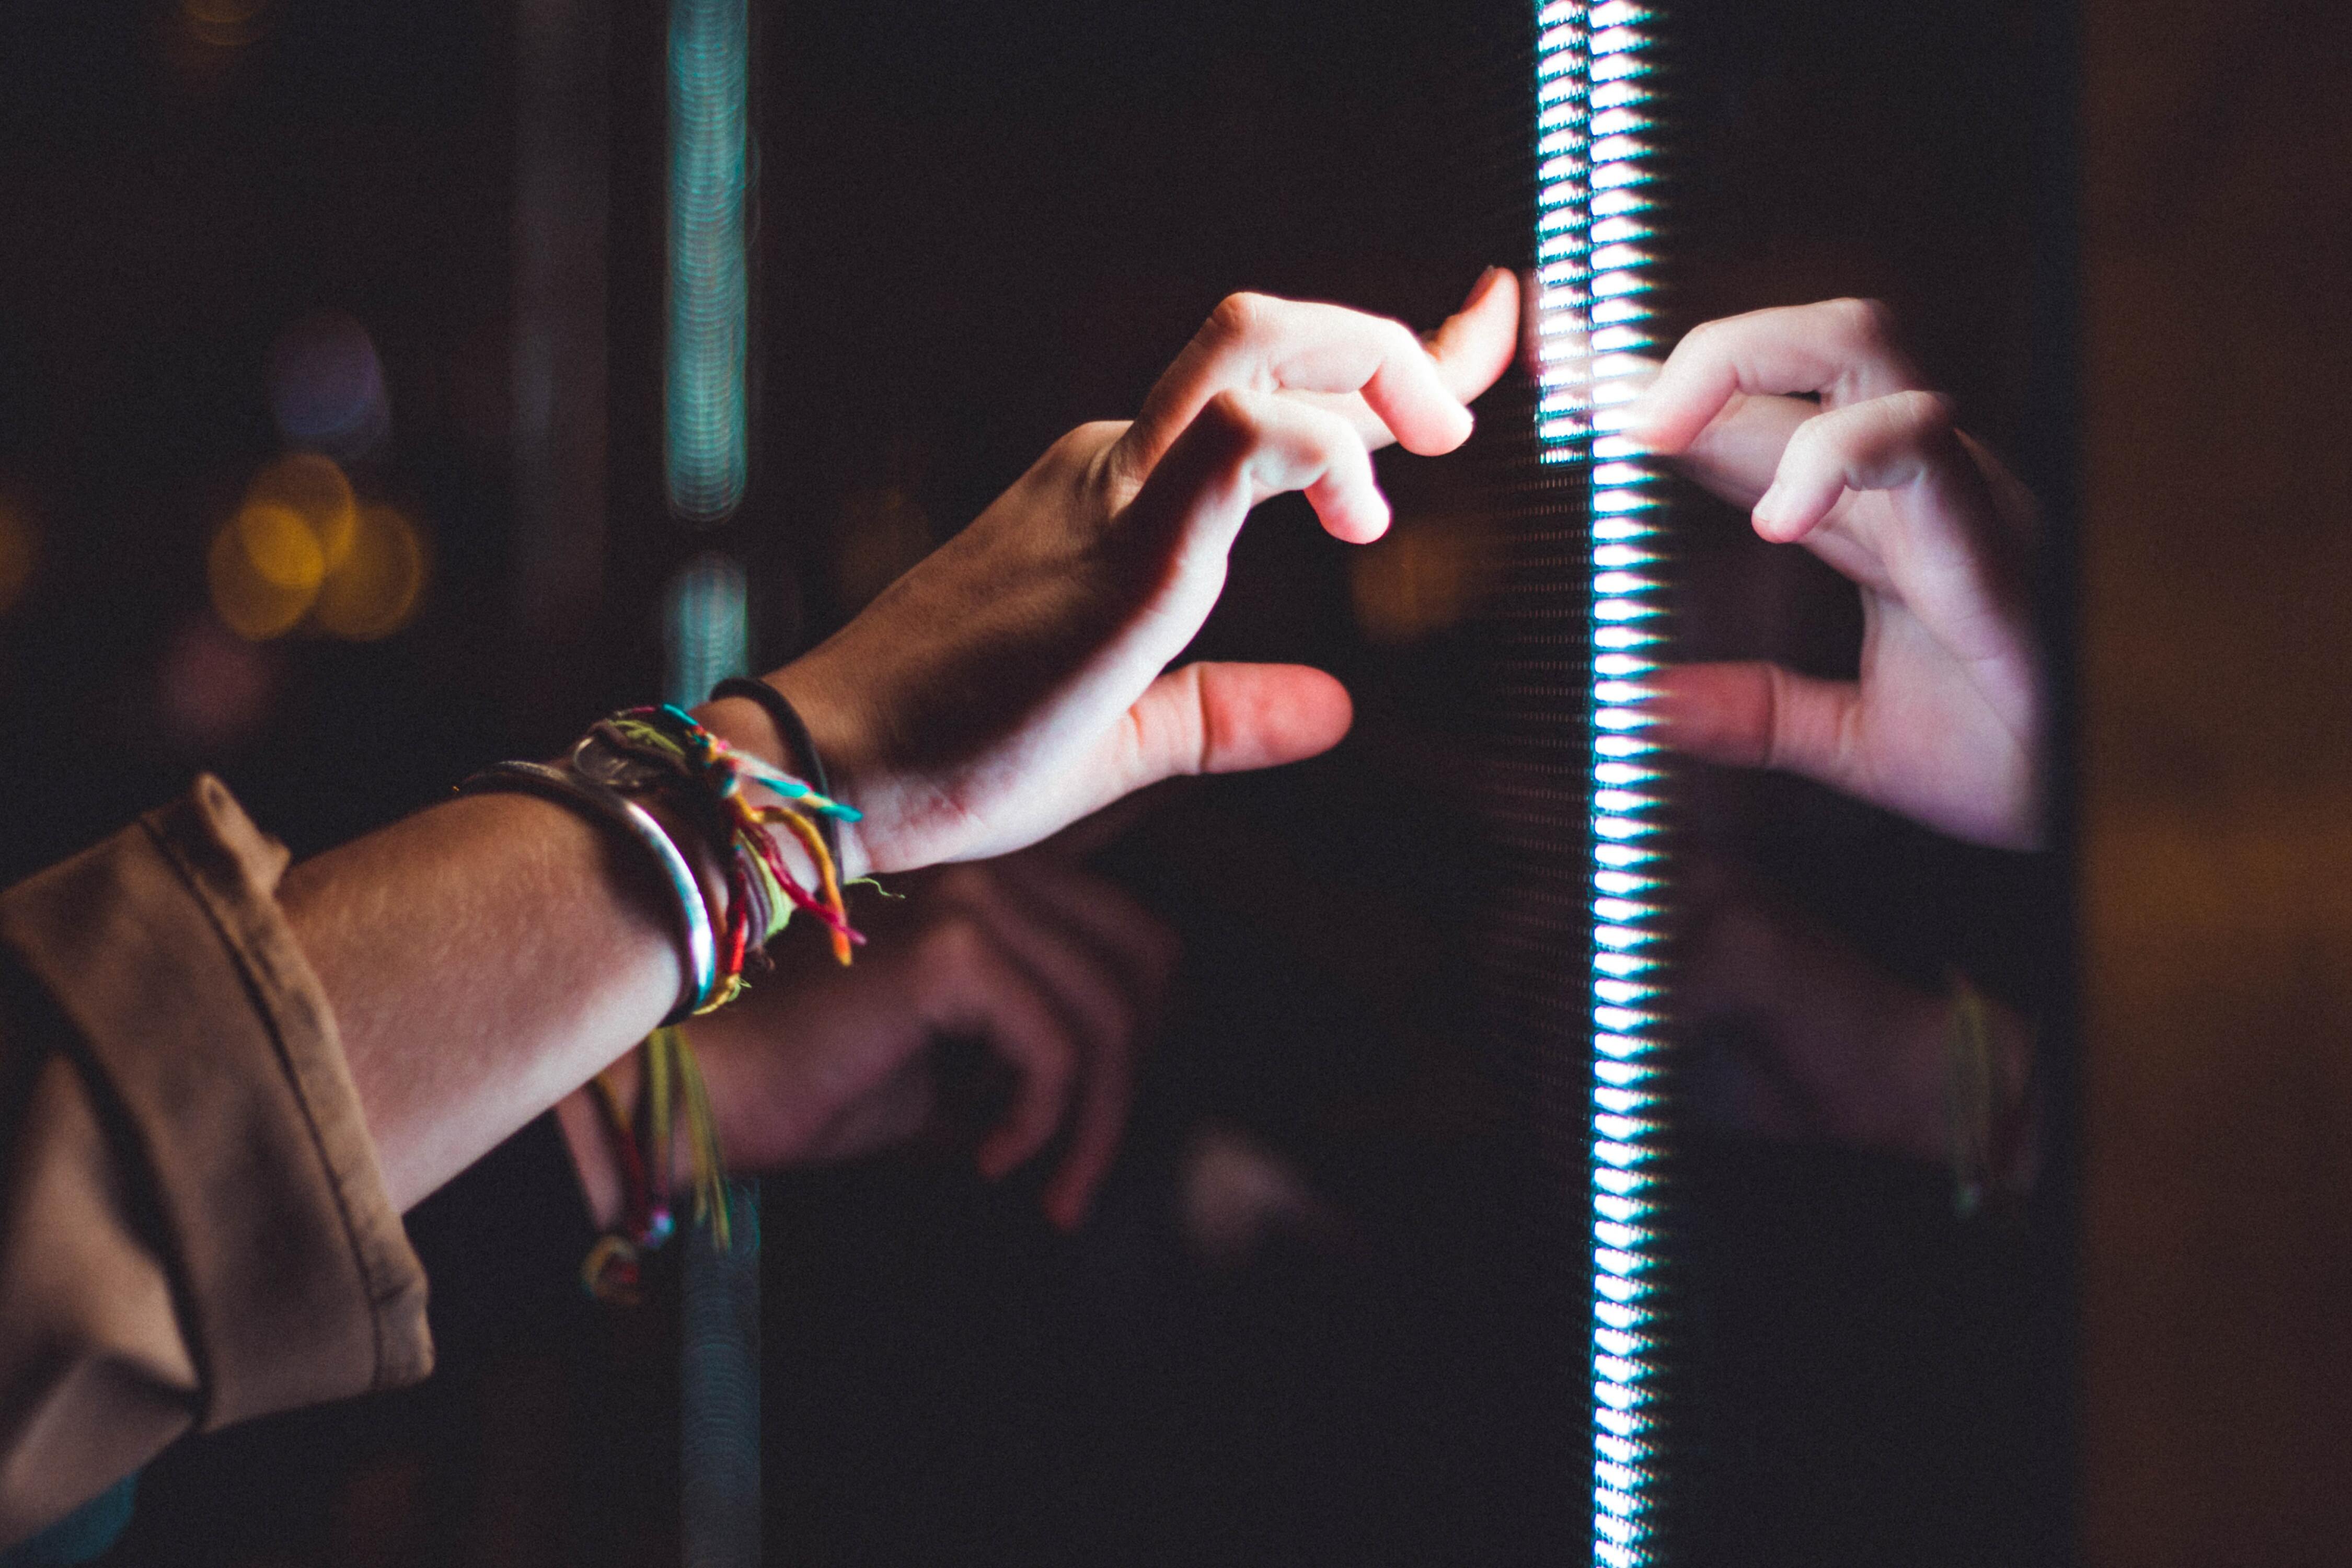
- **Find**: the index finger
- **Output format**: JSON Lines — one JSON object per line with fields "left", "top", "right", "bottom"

{"left": 1624, "top": 297, "right": 1930, "bottom": 457}
{"left": 1116, "top": 284, "right": 1491, "bottom": 480}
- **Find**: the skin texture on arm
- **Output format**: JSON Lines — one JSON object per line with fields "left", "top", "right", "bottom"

{"left": 285, "top": 272, "right": 1521, "bottom": 1215}
{"left": 280, "top": 793, "right": 688, "bottom": 1215}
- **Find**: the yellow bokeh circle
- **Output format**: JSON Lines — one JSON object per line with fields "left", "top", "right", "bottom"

{"left": 209, "top": 516, "right": 316, "bottom": 640}
{"left": 312, "top": 504, "right": 428, "bottom": 641}
{"left": 208, "top": 454, "right": 428, "bottom": 642}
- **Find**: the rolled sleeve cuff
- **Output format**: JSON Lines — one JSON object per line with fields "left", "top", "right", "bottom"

{"left": 0, "top": 776, "right": 430, "bottom": 1430}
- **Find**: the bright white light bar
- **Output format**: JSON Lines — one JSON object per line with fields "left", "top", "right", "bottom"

{"left": 1536, "top": 3, "right": 1666, "bottom": 1562}
{"left": 667, "top": 0, "right": 751, "bottom": 524}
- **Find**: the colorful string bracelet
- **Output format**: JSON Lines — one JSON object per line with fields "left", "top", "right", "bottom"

{"left": 467, "top": 702, "right": 869, "bottom": 1297}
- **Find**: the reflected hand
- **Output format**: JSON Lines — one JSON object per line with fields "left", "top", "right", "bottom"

{"left": 1624, "top": 299, "right": 2045, "bottom": 850}
{"left": 563, "top": 852, "right": 1177, "bottom": 1231}
{"left": 1681, "top": 860, "right": 2036, "bottom": 1191}
{"left": 719, "top": 270, "right": 1520, "bottom": 875}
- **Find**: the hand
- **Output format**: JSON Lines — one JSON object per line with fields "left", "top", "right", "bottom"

{"left": 713, "top": 270, "right": 1520, "bottom": 877}
{"left": 560, "top": 851, "right": 1178, "bottom": 1231}
{"left": 1680, "top": 858, "right": 2037, "bottom": 1191}
{"left": 1623, "top": 299, "right": 2046, "bottom": 850}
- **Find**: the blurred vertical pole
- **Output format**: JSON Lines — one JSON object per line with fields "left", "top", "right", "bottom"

{"left": 513, "top": 0, "right": 609, "bottom": 725}
{"left": 666, "top": 0, "right": 761, "bottom": 1563}
{"left": 666, "top": 563, "right": 760, "bottom": 1568}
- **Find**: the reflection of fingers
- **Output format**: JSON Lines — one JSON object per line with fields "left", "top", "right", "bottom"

{"left": 932, "top": 864, "right": 1143, "bottom": 1083}
{"left": 1624, "top": 297, "right": 1928, "bottom": 456}
{"left": 1673, "top": 390, "right": 1812, "bottom": 509}
{"left": 1653, "top": 661, "right": 1860, "bottom": 783}
{"left": 1752, "top": 390, "right": 1969, "bottom": 543}
{"left": 995, "top": 856, "right": 1180, "bottom": 1012}
{"left": 1128, "top": 386, "right": 1388, "bottom": 546}
{"left": 808, "top": 1055, "right": 935, "bottom": 1164}
{"left": 1042, "top": 1041, "right": 1136, "bottom": 1230}
{"left": 983, "top": 861, "right": 1172, "bottom": 1227}
{"left": 1119, "top": 292, "right": 1473, "bottom": 479}
{"left": 914, "top": 921, "right": 1081, "bottom": 1179}
{"left": 1757, "top": 394, "right": 2028, "bottom": 684}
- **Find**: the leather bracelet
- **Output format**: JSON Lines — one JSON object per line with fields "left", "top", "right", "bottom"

{"left": 457, "top": 760, "right": 719, "bottom": 1025}
{"left": 709, "top": 676, "right": 841, "bottom": 871}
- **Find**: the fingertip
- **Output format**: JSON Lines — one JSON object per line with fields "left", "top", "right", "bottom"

{"left": 1463, "top": 264, "right": 1510, "bottom": 313}
{"left": 1043, "top": 1179, "right": 1089, "bottom": 1232}
{"left": 1750, "top": 482, "right": 1811, "bottom": 543}
{"left": 1317, "top": 492, "right": 1391, "bottom": 545}
{"left": 1616, "top": 398, "right": 1679, "bottom": 456}
{"left": 1391, "top": 400, "right": 1475, "bottom": 458}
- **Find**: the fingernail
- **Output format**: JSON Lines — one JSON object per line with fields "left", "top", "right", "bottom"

{"left": 1752, "top": 482, "right": 1790, "bottom": 535}
{"left": 1466, "top": 265, "right": 1506, "bottom": 307}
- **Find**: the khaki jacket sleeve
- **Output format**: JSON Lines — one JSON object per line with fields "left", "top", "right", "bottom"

{"left": 0, "top": 777, "right": 430, "bottom": 1546}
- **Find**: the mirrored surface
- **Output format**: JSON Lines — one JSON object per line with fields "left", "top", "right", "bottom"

{"left": 0, "top": 1, "right": 2073, "bottom": 1560}
{"left": 732, "top": 3, "right": 2076, "bottom": 1566}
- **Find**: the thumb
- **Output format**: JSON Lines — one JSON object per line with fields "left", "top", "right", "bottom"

{"left": 1653, "top": 660, "right": 1860, "bottom": 782}
{"left": 1095, "top": 661, "right": 1354, "bottom": 808}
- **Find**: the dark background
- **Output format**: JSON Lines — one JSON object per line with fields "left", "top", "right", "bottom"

{"left": 0, "top": 0, "right": 2084, "bottom": 1564}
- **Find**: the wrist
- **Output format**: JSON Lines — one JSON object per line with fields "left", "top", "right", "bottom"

{"left": 694, "top": 663, "right": 876, "bottom": 881}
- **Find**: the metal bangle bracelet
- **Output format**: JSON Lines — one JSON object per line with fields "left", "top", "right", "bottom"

{"left": 457, "top": 759, "right": 719, "bottom": 1025}
{"left": 709, "top": 676, "right": 841, "bottom": 871}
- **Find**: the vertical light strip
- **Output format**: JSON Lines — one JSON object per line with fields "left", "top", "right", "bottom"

{"left": 665, "top": 552, "right": 761, "bottom": 1568}
{"left": 667, "top": 0, "right": 751, "bottom": 524}
{"left": 1536, "top": 5, "right": 1667, "bottom": 1565}
{"left": 663, "top": 552, "right": 752, "bottom": 709}
{"left": 667, "top": 2, "right": 758, "bottom": 1556}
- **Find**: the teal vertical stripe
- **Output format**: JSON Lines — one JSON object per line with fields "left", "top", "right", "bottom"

{"left": 663, "top": 552, "right": 751, "bottom": 708}
{"left": 667, "top": 0, "right": 750, "bottom": 524}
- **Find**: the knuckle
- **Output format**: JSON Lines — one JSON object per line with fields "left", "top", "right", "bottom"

{"left": 1826, "top": 296, "right": 1900, "bottom": 351}
{"left": 1376, "top": 315, "right": 1423, "bottom": 362}
{"left": 1194, "top": 388, "right": 1263, "bottom": 446}
{"left": 1206, "top": 290, "right": 1276, "bottom": 346}
{"left": 1886, "top": 388, "right": 1959, "bottom": 437}
{"left": 1781, "top": 407, "right": 1841, "bottom": 462}
{"left": 1047, "top": 420, "right": 1125, "bottom": 466}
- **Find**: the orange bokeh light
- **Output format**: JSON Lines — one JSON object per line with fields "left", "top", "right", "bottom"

{"left": 208, "top": 455, "right": 428, "bottom": 642}
{"left": 312, "top": 503, "right": 428, "bottom": 641}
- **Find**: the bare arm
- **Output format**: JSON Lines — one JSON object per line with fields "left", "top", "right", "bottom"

{"left": 280, "top": 793, "right": 687, "bottom": 1213}
{"left": 283, "top": 273, "right": 1520, "bottom": 1216}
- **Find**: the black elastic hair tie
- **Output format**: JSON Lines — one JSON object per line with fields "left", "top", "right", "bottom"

{"left": 709, "top": 676, "right": 842, "bottom": 871}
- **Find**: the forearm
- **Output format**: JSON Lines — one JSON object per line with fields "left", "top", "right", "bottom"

{"left": 283, "top": 793, "right": 686, "bottom": 1214}
{"left": 284, "top": 690, "right": 839, "bottom": 1216}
